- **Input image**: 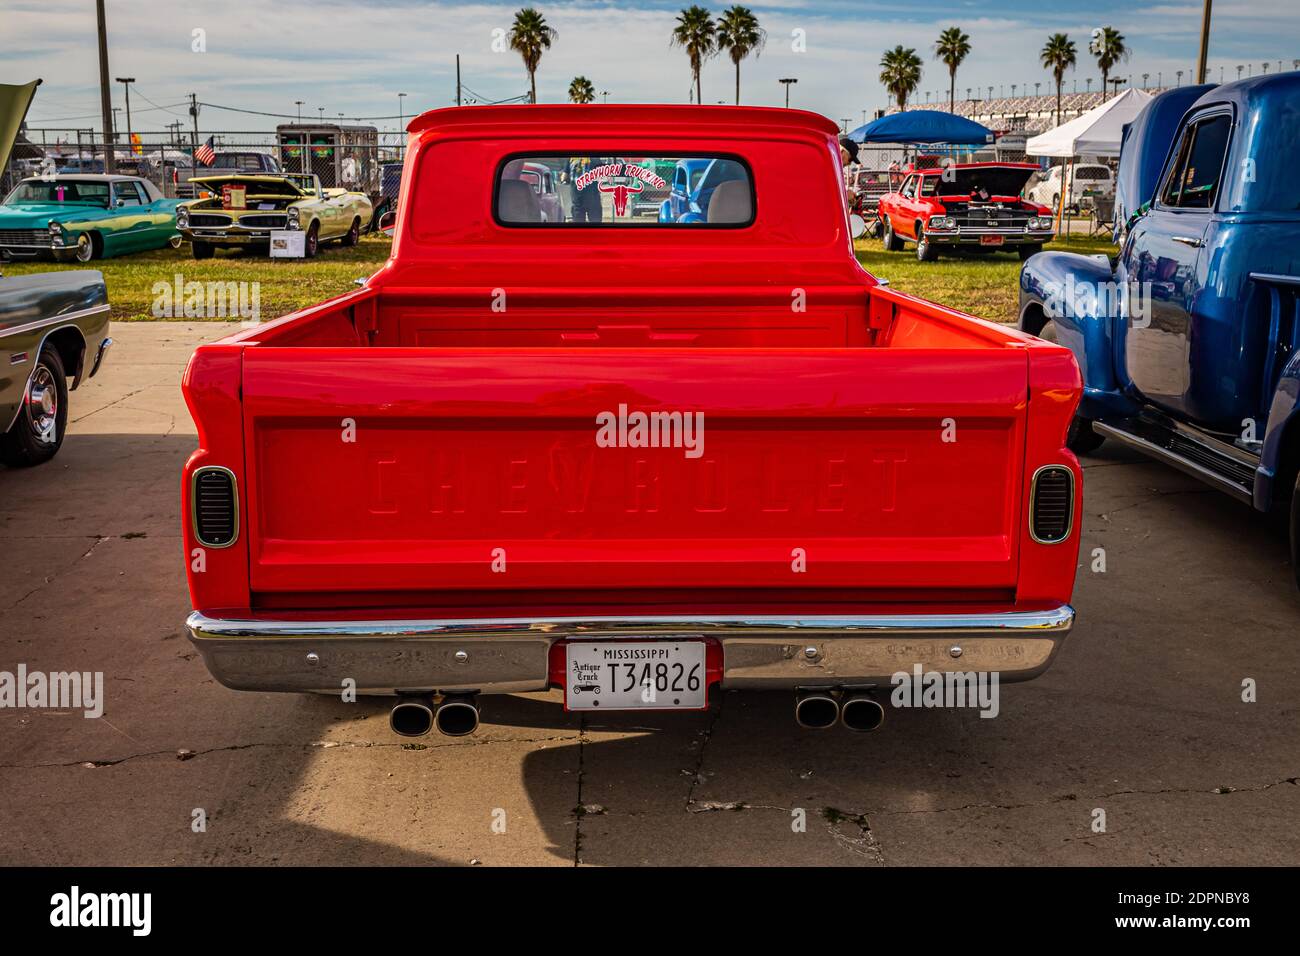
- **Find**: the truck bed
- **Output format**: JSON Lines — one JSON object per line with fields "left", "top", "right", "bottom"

{"left": 183, "top": 281, "right": 1080, "bottom": 616}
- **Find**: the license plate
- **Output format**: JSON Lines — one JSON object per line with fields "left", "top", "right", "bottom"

{"left": 565, "top": 641, "right": 707, "bottom": 711}
{"left": 979, "top": 235, "right": 1004, "bottom": 246}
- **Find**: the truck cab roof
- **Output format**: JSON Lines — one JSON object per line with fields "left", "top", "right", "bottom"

{"left": 406, "top": 103, "right": 841, "bottom": 138}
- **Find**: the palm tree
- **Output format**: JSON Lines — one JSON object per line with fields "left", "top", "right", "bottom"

{"left": 568, "top": 76, "right": 596, "bottom": 104}
{"left": 1040, "top": 33, "right": 1077, "bottom": 124}
{"left": 671, "top": 6, "right": 717, "bottom": 104}
{"left": 508, "top": 8, "right": 557, "bottom": 104}
{"left": 879, "top": 46, "right": 923, "bottom": 112}
{"left": 934, "top": 27, "right": 971, "bottom": 113}
{"left": 716, "top": 6, "right": 765, "bottom": 106}
{"left": 1089, "top": 26, "right": 1128, "bottom": 101}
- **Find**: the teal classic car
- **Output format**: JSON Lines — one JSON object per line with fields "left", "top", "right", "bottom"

{"left": 0, "top": 175, "right": 182, "bottom": 262}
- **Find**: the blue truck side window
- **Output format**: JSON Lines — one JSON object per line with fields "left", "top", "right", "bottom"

{"left": 1161, "top": 114, "right": 1231, "bottom": 209}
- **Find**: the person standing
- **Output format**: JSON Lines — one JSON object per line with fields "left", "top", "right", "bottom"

{"left": 567, "top": 155, "right": 607, "bottom": 223}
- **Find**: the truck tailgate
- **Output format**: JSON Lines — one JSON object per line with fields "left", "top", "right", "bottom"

{"left": 240, "top": 348, "right": 1029, "bottom": 596}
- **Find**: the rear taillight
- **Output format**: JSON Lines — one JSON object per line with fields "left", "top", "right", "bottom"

{"left": 1030, "top": 465, "right": 1074, "bottom": 544}
{"left": 192, "top": 466, "right": 239, "bottom": 548}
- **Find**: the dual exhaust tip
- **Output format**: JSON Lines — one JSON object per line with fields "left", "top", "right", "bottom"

{"left": 795, "top": 689, "right": 884, "bottom": 732}
{"left": 392, "top": 689, "right": 882, "bottom": 736}
{"left": 390, "top": 693, "right": 479, "bottom": 738}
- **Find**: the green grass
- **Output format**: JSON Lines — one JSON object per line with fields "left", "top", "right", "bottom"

{"left": 855, "top": 231, "right": 1118, "bottom": 324}
{"left": 5, "top": 230, "right": 1117, "bottom": 326}
{"left": 2, "top": 235, "right": 393, "bottom": 322}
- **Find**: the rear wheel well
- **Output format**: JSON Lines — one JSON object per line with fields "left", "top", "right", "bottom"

{"left": 1020, "top": 302, "right": 1049, "bottom": 336}
{"left": 43, "top": 326, "right": 87, "bottom": 388}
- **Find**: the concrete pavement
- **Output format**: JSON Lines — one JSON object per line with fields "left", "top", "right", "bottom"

{"left": 1, "top": 322, "right": 1296, "bottom": 866}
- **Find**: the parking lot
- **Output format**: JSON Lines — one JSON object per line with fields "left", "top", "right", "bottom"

{"left": 1, "top": 321, "right": 1297, "bottom": 866}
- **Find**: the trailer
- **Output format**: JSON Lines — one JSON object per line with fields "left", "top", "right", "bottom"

{"left": 275, "top": 123, "right": 381, "bottom": 201}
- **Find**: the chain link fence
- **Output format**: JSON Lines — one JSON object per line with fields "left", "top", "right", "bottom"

{"left": 8, "top": 127, "right": 407, "bottom": 205}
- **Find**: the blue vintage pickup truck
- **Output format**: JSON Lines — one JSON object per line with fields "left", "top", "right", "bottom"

{"left": 1018, "top": 72, "right": 1300, "bottom": 586}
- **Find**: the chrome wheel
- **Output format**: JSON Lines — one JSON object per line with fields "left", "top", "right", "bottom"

{"left": 25, "top": 365, "right": 59, "bottom": 445}
{"left": 74, "top": 232, "right": 95, "bottom": 262}
{"left": 168, "top": 234, "right": 183, "bottom": 249}
{"left": 1, "top": 346, "right": 68, "bottom": 466}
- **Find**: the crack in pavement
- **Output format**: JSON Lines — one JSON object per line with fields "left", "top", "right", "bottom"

{"left": 69, "top": 377, "right": 177, "bottom": 425}
{"left": 572, "top": 714, "right": 588, "bottom": 866}
{"left": 1098, "top": 488, "right": 1216, "bottom": 520}
{"left": 822, "top": 807, "right": 886, "bottom": 864}
{"left": 683, "top": 697, "right": 725, "bottom": 811}
{"left": 850, "top": 774, "right": 1300, "bottom": 818}
{"left": 0, "top": 732, "right": 584, "bottom": 770}
{"left": 0, "top": 535, "right": 109, "bottom": 613}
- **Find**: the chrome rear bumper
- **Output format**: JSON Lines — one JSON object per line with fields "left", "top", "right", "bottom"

{"left": 186, "top": 606, "right": 1074, "bottom": 695}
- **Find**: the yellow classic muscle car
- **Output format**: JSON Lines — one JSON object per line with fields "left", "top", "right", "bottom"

{"left": 176, "top": 173, "right": 373, "bottom": 259}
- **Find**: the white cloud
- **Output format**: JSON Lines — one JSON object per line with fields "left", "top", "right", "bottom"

{"left": 4, "top": 0, "right": 1296, "bottom": 134}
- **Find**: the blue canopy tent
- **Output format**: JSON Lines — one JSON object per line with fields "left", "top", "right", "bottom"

{"left": 846, "top": 110, "right": 994, "bottom": 146}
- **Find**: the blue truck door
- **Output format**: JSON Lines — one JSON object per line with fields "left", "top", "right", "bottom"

{"left": 1123, "top": 110, "right": 1233, "bottom": 417}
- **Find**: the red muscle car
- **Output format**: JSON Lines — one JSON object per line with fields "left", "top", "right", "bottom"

{"left": 877, "top": 162, "right": 1056, "bottom": 262}
{"left": 181, "top": 106, "right": 1082, "bottom": 738}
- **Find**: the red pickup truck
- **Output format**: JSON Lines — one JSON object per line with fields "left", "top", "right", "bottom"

{"left": 182, "top": 106, "right": 1082, "bottom": 738}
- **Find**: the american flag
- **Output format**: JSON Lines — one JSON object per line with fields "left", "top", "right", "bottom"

{"left": 194, "top": 136, "right": 216, "bottom": 166}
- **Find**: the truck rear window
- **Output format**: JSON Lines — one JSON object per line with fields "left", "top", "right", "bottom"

{"left": 495, "top": 154, "right": 754, "bottom": 226}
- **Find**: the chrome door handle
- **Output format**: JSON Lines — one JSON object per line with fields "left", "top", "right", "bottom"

{"left": 1172, "top": 235, "right": 1204, "bottom": 248}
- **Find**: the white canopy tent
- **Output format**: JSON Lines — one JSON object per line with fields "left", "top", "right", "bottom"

{"left": 1026, "top": 88, "right": 1154, "bottom": 158}
{"left": 1026, "top": 88, "right": 1154, "bottom": 231}
{"left": 145, "top": 147, "right": 194, "bottom": 166}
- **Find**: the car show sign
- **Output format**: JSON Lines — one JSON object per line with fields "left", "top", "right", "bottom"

{"left": 269, "top": 230, "right": 305, "bottom": 258}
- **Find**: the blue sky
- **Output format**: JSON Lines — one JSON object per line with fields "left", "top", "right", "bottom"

{"left": 5, "top": 0, "right": 1298, "bottom": 136}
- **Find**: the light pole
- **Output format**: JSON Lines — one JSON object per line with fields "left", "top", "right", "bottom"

{"left": 395, "top": 92, "right": 405, "bottom": 158}
{"left": 1176, "top": 70, "right": 1183, "bottom": 86}
{"left": 397, "top": 92, "right": 407, "bottom": 158}
{"left": 602, "top": 91, "right": 609, "bottom": 103}
{"left": 318, "top": 107, "right": 325, "bottom": 121}
{"left": 95, "top": 0, "right": 116, "bottom": 172}
{"left": 778, "top": 77, "right": 797, "bottom": 108}
{"left": 1195, "top": 0, "right": 1212, "bottom": 84}
{"left": 1142, "top": 73, "right": 1149, "bottom": 89}
{"left": 115, "top": 77, "right": 135, "bottom": 160}
{"left": 295, "top": 100, "right": 303, "bottom": 122}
